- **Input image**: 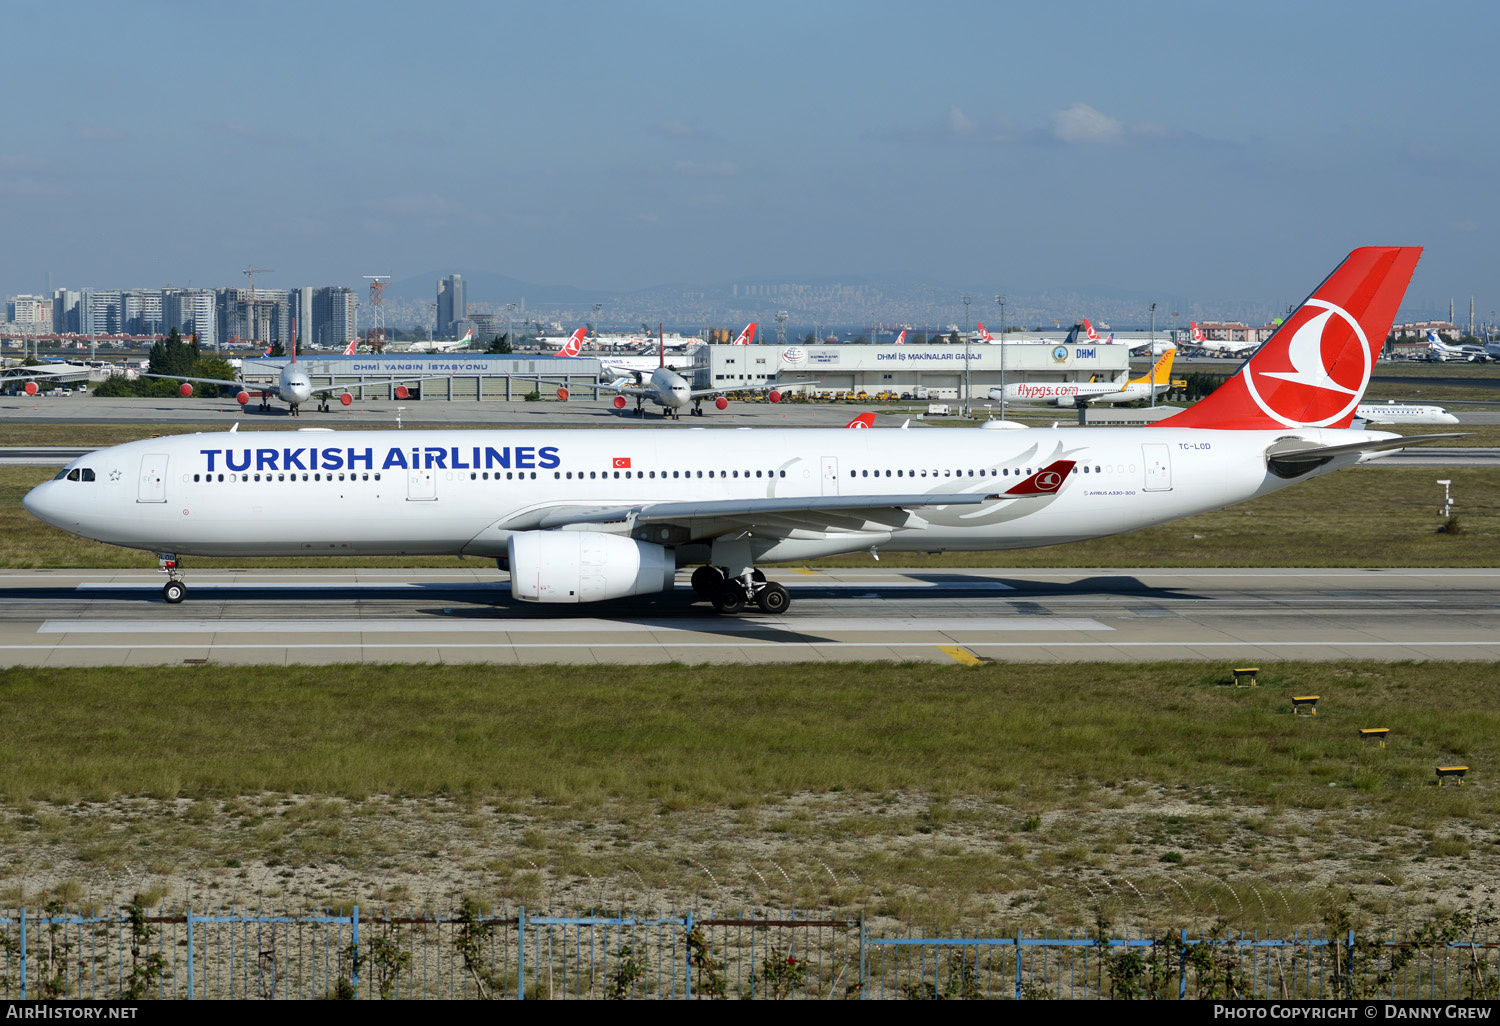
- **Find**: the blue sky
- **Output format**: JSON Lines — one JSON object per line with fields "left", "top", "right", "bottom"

{"left": 4, "top": 0, "right": 1495, "bottom": 316}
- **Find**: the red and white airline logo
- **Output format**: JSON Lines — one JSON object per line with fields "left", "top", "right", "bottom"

{"left": 1034, "top": 471, "right": 1063, "bottom": 490}
{"left": 558, "top": 329, "right": 584, "bottom": 358}
{"left": 1083, "top": 319, "right": 1098, "bottom": 341}
{"left": 894, "top": 330, "right": 906, "bottom": 345}
{"left": 733, "top": 323, "right": 757, "bottom": 345}
{"left": 1243, "top": 299, "right": 1369, "bottom": 427}
{"left": 612, "top": 456, "right": 631, "bottom": 469}
{"left": 976, "top": 323, "right": 993, "bottom": 341}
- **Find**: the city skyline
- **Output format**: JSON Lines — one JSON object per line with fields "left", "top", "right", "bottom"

{"left": 2, "top": 1, "right": 1495, "bottom": 320}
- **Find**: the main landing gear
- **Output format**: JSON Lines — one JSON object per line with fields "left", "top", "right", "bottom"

{"left": 691, "top": 565, "right": 791, "bottom": 615}
{"left": 158, "top": 553, "right": 186, "bottom": 604}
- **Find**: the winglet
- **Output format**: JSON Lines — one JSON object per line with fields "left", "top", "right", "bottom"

{"left": 1004, "top": 459, "right": 1076, "bottom": 496}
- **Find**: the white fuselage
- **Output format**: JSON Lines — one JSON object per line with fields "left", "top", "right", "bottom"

{"left": 24, "top": 425, "right": 1394, "bottom": 564}
{"left": 991, "top": 379, "right": 1167, "bottom": 406}
{"left": 1355, "top": 403, "right": 1458, "bottom": 425}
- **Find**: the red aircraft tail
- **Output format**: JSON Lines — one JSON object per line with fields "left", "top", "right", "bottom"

{"left": 1151, "top": 247, "right": 1422, "bottom": 430}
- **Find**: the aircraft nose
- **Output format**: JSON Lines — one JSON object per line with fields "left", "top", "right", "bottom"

{"left": 22, "top": 480, "right": 64, "bottom": 528}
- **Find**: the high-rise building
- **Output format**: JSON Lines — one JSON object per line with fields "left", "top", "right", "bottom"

{"left": 6, "top": 294, "right": 52, "bottom": 332}
{"left": 437, "top": 273, "right": 465, "bottom": 338}
{"left": 163, "top": 289, "right": 216, "bottom": 348}
{"left": 52, "top": 289, "right": 83, "bottom": 334}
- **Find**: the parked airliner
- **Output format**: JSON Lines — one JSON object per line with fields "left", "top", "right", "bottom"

{"left": 144, "top": 336, "right": 432, "bottom": 415}
{"left": 25, "top": 247, "right": 1447, "bottom": 614}
{"left": 1186, "top": 321, "right": 1259, "bottom": 357}
{"left": 990, "top": 348, "right": 1176, "bottom": 407}
{"left": 1354, "top": 401, "right": 1459, "bottom": 425}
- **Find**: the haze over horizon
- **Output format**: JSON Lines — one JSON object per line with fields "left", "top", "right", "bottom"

{"left": 4, "top": 0, "right": 1495, "bottom": 321}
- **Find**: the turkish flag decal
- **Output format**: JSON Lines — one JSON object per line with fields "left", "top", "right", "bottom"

{"left": 613, "top": 457, "right": 631, "bottom": 469}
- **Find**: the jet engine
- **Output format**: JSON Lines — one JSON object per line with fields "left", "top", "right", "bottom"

{"left": 235, "top": 391, "right": 250, "bottom": 405}
{"left": 179, "top": 383, "right": 194, "bottom": 397}
{"left": 507, "top": 531, "right": 674, "bottom": 603}
{"left": 714, "top": 397, "right": 728, "bottom": 410}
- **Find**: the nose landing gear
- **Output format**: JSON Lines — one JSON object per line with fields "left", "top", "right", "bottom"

{"left": 158, "top": 554, "right": 187, "bottom": 604}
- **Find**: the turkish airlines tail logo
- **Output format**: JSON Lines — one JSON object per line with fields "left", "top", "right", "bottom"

{"left": 1083, "top": 319, "right": 1099, "bottom": 341}
{"left": 1152, "top": 247, "right": 1423, "bottom": 430}
{"left": 895, "top": 329, "right": 906, "bottom": 345}
{"left": 1190, "top": 321, "right": 1205, "bottom": 343}
{"left": 976, "top": 322, "right": 993, "bottom": 341}
{"left": 342, "top": 336, "right": 358, "bottom": 355}
{"left": 733, "top": 322, "right": 757, "bottom": 345}
{"left": 1004, "top": 460, "right": 1077, "bottom": 496}
{"left": 845, "top": 412, "right": 876, "bottom": 428}
{"left": 556, "top": 328, "right": 585, "bottom": 358}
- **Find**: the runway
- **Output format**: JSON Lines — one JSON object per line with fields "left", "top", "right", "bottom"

{"left": 4, "top": 567, "right": 1498, "bottom": 666}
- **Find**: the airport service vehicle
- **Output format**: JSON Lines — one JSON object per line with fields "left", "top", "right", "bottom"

{"left": 990, "top": 348, "right": 1176, "bottom": 407}
{"left": 1354, "top": 401, "right": 1459, "bottom": 425}
{"left": 25, "top": 247, "right": 1448, "bottom": 614}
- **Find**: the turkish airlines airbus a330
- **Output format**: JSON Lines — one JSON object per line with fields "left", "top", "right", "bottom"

{"left": 25, "top": 247, "right": 1444, "bottom": 614}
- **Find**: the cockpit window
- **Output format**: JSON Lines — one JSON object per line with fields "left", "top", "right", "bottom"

{"left": 65, "top": 469, "right": 80, "bottom": 481}
{"left": 53, "top": 468, "right": 69, "bottom": 480}
{"left": 80, "top": 468, "right": 95, "bottom": 482}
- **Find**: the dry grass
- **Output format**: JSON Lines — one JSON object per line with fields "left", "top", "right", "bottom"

{"left": 0, "top": 662, "right": 1495, "bottom": 931}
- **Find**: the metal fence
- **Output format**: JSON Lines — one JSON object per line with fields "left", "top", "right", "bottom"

{"left": 0, "top": 907, "right": 1495, "bottom": 999}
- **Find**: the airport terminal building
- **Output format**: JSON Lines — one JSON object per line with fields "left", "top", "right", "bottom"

{"left": 694, "top": 341, "right": 1134, "bottom": 400}
{"left": 239, "top": 343, "right": 1133, "bottom": 403}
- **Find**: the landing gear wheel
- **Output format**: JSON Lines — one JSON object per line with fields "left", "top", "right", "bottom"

{"left": 691, "top": 565, "right": 726, "bottom": 597}
{"left": 163, "top": 580, "right": 186, "bottom": 604}
{"left": 755, "top": 582, "right": 790, "bottom": 614}
{"left": 711, "top": 583, "right": 747, "bottom": 614}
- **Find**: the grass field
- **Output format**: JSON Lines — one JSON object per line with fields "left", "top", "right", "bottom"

{"left": 3, "top": 462, "right": 1494, "bottom": 570}
{"left": 0, "top": 661, "right": 1493, "bottom": 931}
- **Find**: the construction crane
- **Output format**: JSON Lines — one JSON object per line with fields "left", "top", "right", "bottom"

{"left": 242, "top": 266, "right": 275, "bottom": 344}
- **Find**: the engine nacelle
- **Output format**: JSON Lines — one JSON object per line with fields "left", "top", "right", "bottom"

{"left": 395, "top": 385, "right": 410, "bottom": 399}
{"left": 714, "top": 396, "right": 728, "bottom": 410}
{"left": 613, "top": 395, "right": 627, "bottom": 410}
{"left": 24, "top": 381, "right": 38, "bottom": 396}
{"left": 556, "top": 387, "right": 570, "bottom": 402}
{"left": 339, "top": 391, "right": 353, "bottom": 406}
{"left": 179, "top": 383, "right": 194, "bottom": 397}
{"left": 508, "top": 532, "right": 674, "bottom": 603}
{"left": 768, "top": 389, "right": 782, "bottom": 403}
{"left": 235, "top": 390, "right": 250, "bottom": 405}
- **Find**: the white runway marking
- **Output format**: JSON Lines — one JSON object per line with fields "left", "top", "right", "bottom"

{"left": 39, "top": 617, "right": 1110, "bottom": 635}
{"left": 73, "top": 580, "right": 1017, "bottom": 592}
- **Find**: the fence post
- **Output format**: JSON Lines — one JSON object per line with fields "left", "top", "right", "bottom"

{"left": 858, "top": 911, "right": 866, "bottom": 1001}
{"left": 517, "top": 906, "right": 526, "bottom": 1000}
{"left": 186, "top": 907, "right": 194, "bottom": 1000}
{"left": 684, "top": 911, "right": 693, "bottom": 1001}
{"left": 1015, "top": 928, "right": 1022, "bottom": 1001}
{"left": 351, "top": 905, "right": 359, "bottom": 999}
{"left": 1179, "top": 929, "right": 1187, "bottom": 1000}
{"left": 18, "top": 906, "right": 25, "bottom": 1001}
{"left": 1346, "top": 929, "right": 1355, "bottom": 1001}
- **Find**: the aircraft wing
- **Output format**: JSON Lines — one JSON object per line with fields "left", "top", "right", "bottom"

{"left": 500, "top": 461, "right": 1076, "bottom": 536}
{"left": 686, "top": 379, "right": 819, "bottom": 400}
{"left": 140, "top": 371, "right": 265, "bottom": 393}
{"left": 535, "top": 376, "right": 656, "bottom": 399}
{"left": 501, "top": 491, "right": 1001, "bottom": 533}
{"left": 306, "top": 375, "right": 441, "bottom": 397}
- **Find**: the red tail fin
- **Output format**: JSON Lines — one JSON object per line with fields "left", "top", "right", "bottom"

{"left": 976, "top": 322, "right": 993, "bottom": 341}
{"left": 1150, "top": 247, "right": 1421, "bottom": 430}
{"left": 557, "top": 328, "right": 585, "bottom": 358}
{"left": 733, "top": 322, "right": 757, "bottom": 345}
{"left": 1084, "top": 318, "right": 1098, "bottom": 340}
{"left": 845, "top": 412, "right": 876, "bottom": 428}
